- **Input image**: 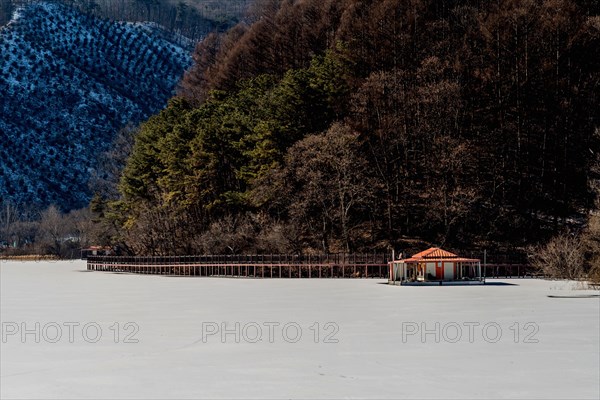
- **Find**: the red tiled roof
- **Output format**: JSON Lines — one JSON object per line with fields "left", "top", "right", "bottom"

{"left": 396, "top": 247, "right": 479, "bottom": 263}
{"left": 411, "top": 247, "right": 459, "bottom": 259}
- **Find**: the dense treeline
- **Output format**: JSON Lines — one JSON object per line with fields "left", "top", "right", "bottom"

{"left": 0, "top": 201, "right": 95, "bottom": 258}
{"left": 101, "top": 0, "right": 599, "bottom": 256}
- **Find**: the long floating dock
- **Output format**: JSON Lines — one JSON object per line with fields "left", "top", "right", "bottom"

{"left": 86, "top": 254, "right": 390, "bottom": 278}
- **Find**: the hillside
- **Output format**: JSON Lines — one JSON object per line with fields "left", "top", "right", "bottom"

{"left": 0, "top": 1, "right": 247, "bottom": 38}
{"left": 0, "top": 2, "right": 193, "bottom": 210}
{"left": 113, "top": 0, "right": 600, "bottom": 255}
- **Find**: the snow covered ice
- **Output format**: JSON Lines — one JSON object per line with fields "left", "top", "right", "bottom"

{"left": 1, "top": 260, "right": 598, "bottom": 399}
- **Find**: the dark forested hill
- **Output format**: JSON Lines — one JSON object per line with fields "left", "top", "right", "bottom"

{"left": 0, "top": 2, "right": 193, "bottom": 209}
{"left": 108, "top": 0, "right": 600, "bottom": 255}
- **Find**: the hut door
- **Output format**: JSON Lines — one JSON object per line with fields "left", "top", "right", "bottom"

{"left": 435, "top": 262, "right": 443, "bottom": 280}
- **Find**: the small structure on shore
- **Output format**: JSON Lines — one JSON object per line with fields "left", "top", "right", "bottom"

{"left": 80, "top": 246, "right": 113, "bottom": 259}
{"left": 389, "top": 247, "right": 483, "bottom": 285}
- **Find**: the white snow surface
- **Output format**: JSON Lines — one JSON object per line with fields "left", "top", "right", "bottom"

{"left": 1, "top": 260, "right": 598, "bottom": 399}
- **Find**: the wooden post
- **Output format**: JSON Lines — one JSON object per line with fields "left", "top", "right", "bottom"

{"left": 483, "top": 249, "right": 487, "bottom": 280}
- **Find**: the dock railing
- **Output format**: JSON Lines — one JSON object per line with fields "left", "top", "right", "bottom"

{"left": 87, "top": 253, "right": 390, "bottom": 278}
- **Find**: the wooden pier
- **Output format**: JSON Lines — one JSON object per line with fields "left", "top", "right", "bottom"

{"left": 86, "top": 254, "right": 390, "bottom": 278}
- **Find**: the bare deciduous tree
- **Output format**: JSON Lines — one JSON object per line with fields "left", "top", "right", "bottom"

{"left": 265, "top": 122, "right": 377, "bottom": 253}
{"left": 529, "top": 234, "right": 585, "bottom": 280}
{"left": 37, "top": 205, "right": 66, "bottom": 256}
{"left": 196, "top": 214, "right": 257, "bottom": 254}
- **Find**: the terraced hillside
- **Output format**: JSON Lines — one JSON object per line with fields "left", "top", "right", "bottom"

{"left": 0, "top": 2, "right": 193, "bottom": 209}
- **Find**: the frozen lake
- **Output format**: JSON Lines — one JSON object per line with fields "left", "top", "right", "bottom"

{"left": 1, "top": 260, "right": 599, "bottom": 399}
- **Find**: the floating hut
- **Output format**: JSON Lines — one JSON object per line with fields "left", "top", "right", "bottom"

{"left": 388, "top": 247, "right": 483, "bottom": 285}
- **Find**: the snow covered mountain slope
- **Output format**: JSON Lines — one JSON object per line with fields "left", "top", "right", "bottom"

{"left": 0, "top": 2, "right": 192, "bottom": 210}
